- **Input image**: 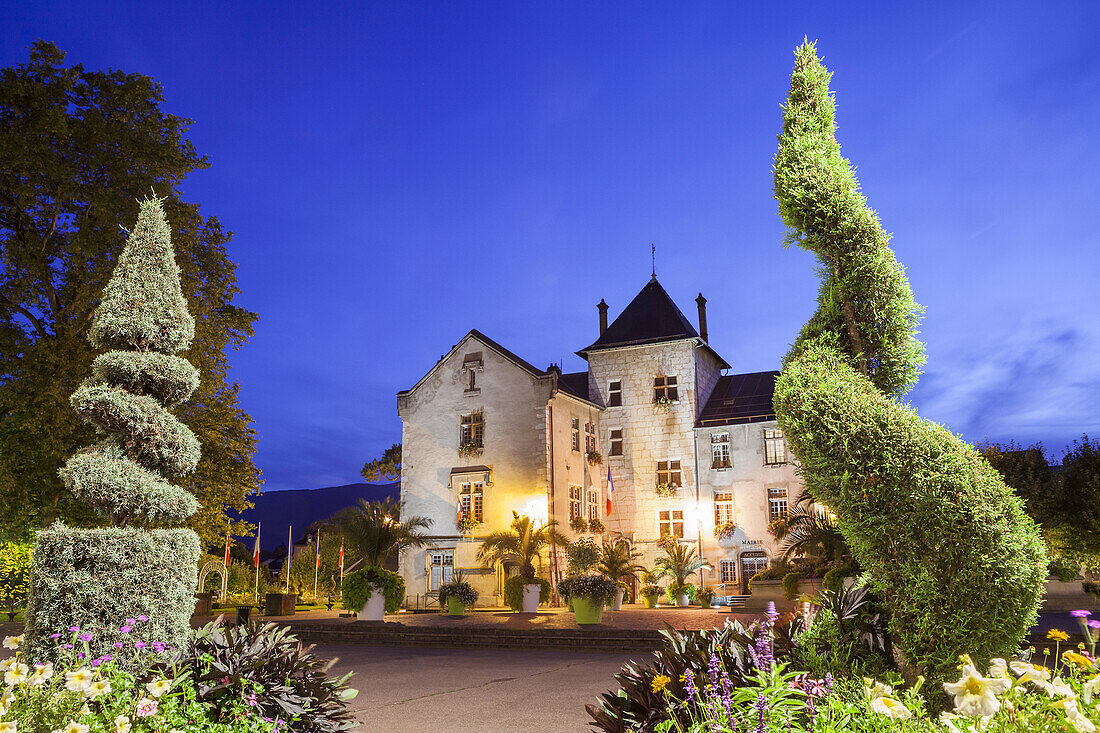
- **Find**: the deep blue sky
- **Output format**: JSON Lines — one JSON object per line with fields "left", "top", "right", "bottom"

{"left": 5, "top": 2, "right": 1099, "bottom": 489}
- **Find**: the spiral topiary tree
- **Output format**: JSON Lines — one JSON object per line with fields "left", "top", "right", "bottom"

{"left": 771, "top": 41, "right": 1046, "bottom": 689}
{"left": 25, "top": 196, "right": 202, "bottom": 667}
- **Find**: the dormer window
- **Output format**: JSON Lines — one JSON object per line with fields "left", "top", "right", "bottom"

{"left": 462, "top": 352, "right": 483, "bottom": 395}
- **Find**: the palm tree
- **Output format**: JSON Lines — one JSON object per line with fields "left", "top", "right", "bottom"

{"left": 653, "top": 539, "right": 712, "bottom": 589}
{"left": 324, "top": 497, "right": 432, "bottom": 568}
{"left": 596, "top": 541, "right": 646, "bottom": 585}
{"left": 476, "top": 512, "right": 566, "bottom": 579}
{"left": 769, "top": 501, "right": 850, "bottom": 564}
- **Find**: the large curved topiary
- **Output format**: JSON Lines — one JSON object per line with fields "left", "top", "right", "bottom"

{"left": 771, "top": 41, "right": 1046, "bottom": 688}
{"left": 25, "top": 196, "right": 202, "bottom": 667}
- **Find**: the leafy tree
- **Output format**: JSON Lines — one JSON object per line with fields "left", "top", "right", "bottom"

{"left": 653, "top": 539, "right": 711, "bottom": 591}
{"left": 323, "top": 497, "right": 432, "bottom": 569}
{"left": 771, "top": 40, "right": 1045, "bottom": 689}
{"left": 0, "top": 542, "right": 31, "bottom": 619}
{"left": 565, "top": 537, "right": 600, "bottom": 575}
{"left": 361, "top": 443, "right": 401, "bottom": 483}
{"left": 477, "top": 512, "right": 566, "bottom": 579}
{"left": 280, "top": 533, "right": 343, "bottom": 602}
{"left": 0, "top": 40, "right": 259, "bottom": 546}
{"left": 25, "top": 196, "right": 203, "bottom": 666}
{"left": 596, "top": 540, "right": 646, "bottom": 585}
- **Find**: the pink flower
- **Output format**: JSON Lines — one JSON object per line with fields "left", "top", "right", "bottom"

{"left": 1072, "top": 610, "right": 1092, "bottom": 618}
{"left": 1088, "top": 620, "right": 1100, "bottom": 629}
{"left": 135, "top": 697, "right": 158, "bottom": 717}
{"left": 137, "top": 615, "right": 147, "bottom": 622}
{"left": 119, "top": 625, "right": 132, "bottom": 634}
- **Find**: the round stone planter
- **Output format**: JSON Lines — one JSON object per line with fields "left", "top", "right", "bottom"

{"left": 357, "top": 584, "right": 386, "bottom": 621}
{"left": 446, "top": 596, "right": 466, "bottom": 617}
{"left": 521, "top": 583, "right": 541, "bottom": 613}
{"left": 608, "top": 587, "right": 625, "bottom": 611}
{"left": 677, "top": 593, "right": 690, "bottom": 608}
{"left": 642, "top": 594, "right": 658, "bottom": 609}
{"left": 573, "top": 596, "right": 605, "bottom": 625}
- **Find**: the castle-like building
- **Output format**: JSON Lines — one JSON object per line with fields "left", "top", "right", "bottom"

{"left": 396, "top": 277, "right": 801, "bottom": 604}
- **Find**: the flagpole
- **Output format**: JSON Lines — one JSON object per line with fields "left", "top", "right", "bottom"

{"left": 223, "top": 532, "right": 229, "bottom": 599}
{"left": 254, "top": 522, "right": 261, "bottom": 601}
{"left": 312, "top": 529, "right": 320, "bottom": 603}
{"left": 285, "top": 525, "right": 292, "bottom": 594}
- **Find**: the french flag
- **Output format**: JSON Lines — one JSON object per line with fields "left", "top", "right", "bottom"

{"left": 606, "top": 465, "right": 614, "bottom": 516}
{"left": 252, "top": 523, "right": 260, "bottom": 568}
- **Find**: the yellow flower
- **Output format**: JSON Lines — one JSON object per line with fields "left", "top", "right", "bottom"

{"left": 63, "top": 668, "right": 94, "bottom": 693}
{"left": 650, "top": 674, "right": 671, "bottom": 694}
{"left": 1066, "top": 651, "right": 1095, "bottom": 669}
{"left": 145, "top": 677, "right": 172, "bottom": 698}
{"left": 1049, "top": 629, "right": 1071, "bottom": 642}
{"left": 113, "top": 716, "right": 131, "bottom": 733}
{"left": 943, "top": 662, "right": 1010, "bottom": 717}
{"left": 0, "top": 720, "right": 16, "bottom": 733}
{"left": 870, "top": 695, "right": 912, "bottom": 720}
{"left": 3, "top": 662, "right": 29, "bottom": 686}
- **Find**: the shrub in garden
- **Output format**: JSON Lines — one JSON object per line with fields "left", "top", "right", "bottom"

{"left": 341, "top": 566, "right": 405, "bottom": 614}
{"left": 438, "top": 573, "right": 479, "bottom": 608}
{"left": 1049, "top": 556, "right": 1081, "bottom": 581}
{"left": 503, "top": 574, "right": 550, "bottom": 612}
{"left": 654, "top": 539, "right": 711, "bottom": 601}
{"left": 782, "top": 572, "right": 801, "bottom": 600}
{"left": 565, "top": 537, "right": 601, "bottom": 575}
{"left": 0, "top": 542, "right": 31, "bottom": 620}
{"left": 25, "top": 197, "right": 203, "bottom": 668}
{"left": 771, "top": 41, "right": 1045, "bottom": 687}
{"left": 557, "top": 575, "right": 618, "bottom": 606}
{"left": 168, "top": 618, "right": 358, "bottom": 732}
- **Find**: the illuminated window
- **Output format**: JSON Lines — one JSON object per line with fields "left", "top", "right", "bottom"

{"left": 608, "top": 380, "right": 622, "bottom": 407}
{"left": 656, "top": 460, "right": 682, "bottom": 488}
{"left": 720, "top": 560, "right": 737, "bottom": 584}
{"left": 658, "top": 510, "right": 684, "bottom": 539}
{"left": 654, "top": 375, "right": 678, "bottom": 402}
{"left": 585, "top": 421, "right": 597, "bottom": 452}
{"left": 764, "top": 428, "right": 786, "bottom": 465}
{"left": 609, "top": 429, "right": 623, "bottom": 456}
{"left": 714, "top": 492, "right": 734, "bottom": 525}
{"left": 459, "top": 482, "right": 483, "bottom": 522}
{"left": 711, "top": 433, "right": 731, "bottom": 469}
{"left": 767, "top": 487, "right": 788, "bottom": 522}
{"left": 587, "top": 489, "right": 600, "bottom": 520}
{"left": 460, "top": 412, "right": 484, "bottom": 448}
{"left": 569, "top": 486, "right": 583, "bottom": 520}
{"left": 571, "top": 418, "right": 580, "bottom": 452}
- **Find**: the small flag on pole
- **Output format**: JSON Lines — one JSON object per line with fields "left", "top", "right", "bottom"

{"left": 606, "top": 465, "right": 614, "bottom": 516}
{"left": 223, "top": 533, "right": 231, "bottom": 567}
{"left": 338, "top": 543, "right": 344, "bottom": 571}
{"left": 252, "top": 524, "right": 261, "bottom": 569}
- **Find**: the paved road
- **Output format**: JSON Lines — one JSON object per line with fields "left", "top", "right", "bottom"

{"left": 314, "top": 644, "right": 637, "bottom": 733}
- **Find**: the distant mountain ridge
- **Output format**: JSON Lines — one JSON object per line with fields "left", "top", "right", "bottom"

{"left": 234, "top": 482, "right": 399, "bottom": 551}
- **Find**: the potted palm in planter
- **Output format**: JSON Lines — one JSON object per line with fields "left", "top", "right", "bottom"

{"left": 639, "top": 570, "right": 661, "bottom": 609}
{"left": 477, "top": 512, "right": 565, "bottom": 613}
{"left": 654, "top": 539, "right": 712, "bottom": 608}
{"left": 438, "top": 572, "right": 478, "bottom": 616}
{"left": 557, "top": 575, "right": 618, "bottom": 625}
{"left": 596, "top": 541, "right": 645, "bottom": 610}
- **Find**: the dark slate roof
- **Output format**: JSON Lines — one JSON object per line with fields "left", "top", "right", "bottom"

{"left": 696, "top": 371, "right": 780, "bottom": 427}
{"left": 557, "top": 371, "right": 589, "bottom": 400}
{"left": 578, "top": 278, "right": 699, "bottom": 355}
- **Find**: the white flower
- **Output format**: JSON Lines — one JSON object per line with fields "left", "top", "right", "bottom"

{"left": 0, "top": 660, "right": 11, "bottom": 673}
{"left": 28, "top": 663, "right": 53, "bottom": 686}
{"left": 863, "top": 678, "right": 894, "bottom": 699}
{"left": 112, "top": 716, "right": 131, "bottom": 733}
{"left": 145, "top": 677, "right": 172, "bottom": 697}
{"left": 988, "top": 658, "right": 1009, "bottom": 678}
{"left": 3, "top": 662, "right": 29, "bottom": 686}
{"left": 54, "top": 723, "right": 89, "bottom": 733}
{"left": 938, "top": 712, "right": 964, "bottom": 733}
{"left": 0, "top": 719, "right": 16, "bottom": 733}
{"left": 1010, "top": 660, "right": 1051, "bottom": 682}
{"left": 944, "top": 663, "right": 1010, "bottom": 717}
{"left": 1, "top": 636, "right": 21, "bottom": 651}
{"left": 63, "top": 667, "right": 94, "bottom": 693}
{"left": 1084, "top": 675, "right": 1100, "bottom": 704}
{"left": 85, "top": 679, "right": 111, "bottom": 698}
{"left": 1065, "top": 699, "right": 1097, "bottom": 733}
{"left": 870, "top": 695, "right": 912, "bottom": 720}
{"left": 0, "top": 689, "right": 13, "bottom": 716}
{"left": 1052, "top": 676, "right": 1077, "bottom": 699}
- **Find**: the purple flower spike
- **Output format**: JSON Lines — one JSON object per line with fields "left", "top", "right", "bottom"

{"left": 78, "top": 633, "right": 92, "bottom": 642}
{"left": 766, "top": 601, "right": 779, "bottom": 624}
{"left": 1072, "top": 610, "right": 1092, "bottom": 618}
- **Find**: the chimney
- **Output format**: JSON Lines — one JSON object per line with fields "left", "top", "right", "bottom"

{"left": 597, "top": 299, "right": 609, "bottom": 335}
{"left": 696, "top": 293, "right": 708, "bottom": 342}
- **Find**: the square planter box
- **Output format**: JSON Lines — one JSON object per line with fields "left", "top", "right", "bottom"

{"left": 266, "top": 593, "right": 297, "bottom": 616}
{"left": 193, "top": 592, "right": 214, "bottom": 617}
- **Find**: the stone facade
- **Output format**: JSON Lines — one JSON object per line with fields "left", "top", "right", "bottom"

{"left": 396, "top": 280, "right": 803, "bottom": 605}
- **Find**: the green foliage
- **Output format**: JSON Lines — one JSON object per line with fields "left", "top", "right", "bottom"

{"left": 653, "top": 540, "right": 712, "bottom": 590}
{"left": 438, "top": 572, "right": 479, "bottom": 608}
{"left": 503, "top": 574, "right": 550, "bottom": 611}
{"left": 477, "top": 512, "right": 566, "bottom": 578}
{"left": 782, "top": 572, "right": 802, "bottom": 600}
{"left": 557, "top": 574, "right": 618, "bottom": 605}
{"left": 666, "top": 583, "right": 697, "bottom": 604}
{"left": 597, "top": 540, "right": 646, "bottom": 585}
{"left": 171, "top": 618, "right": 358, "bottom": 732}
{"left": 323, "top": 497, "right": 432, "bottom": 569}
{"left": 696, "top": 586, "right": 715, "bottom": 607}
{"left": 279, "top": 534, "right": 343, "bottom": 601}
{"left": 24, "top": 523, "right": 200, "bottom": 667}
{"left": 822, "top": 565, "right": 849, "bottom": 592}
{"left": 360, "top": 442, "right": 401, "bottom": 483}
{"left": 0, "top": 42, "right": 260, "bottom": 546}
{"left": 1048, "top": 557, "right": 1080, "bottom": 581}
{"left": 566, "top": 537, "right": 600, "bottom": 575}
{"left": 770, "top": 501, "right": 850, "bottom": 563}
{"left": 0, "top": 541, "right": 31, "bottom": 615}
{"left": 341, "top": 566, "right": 404, "bottom": 614}
{"left": 771, "top": 41, "right": 1046, "bottom": 690}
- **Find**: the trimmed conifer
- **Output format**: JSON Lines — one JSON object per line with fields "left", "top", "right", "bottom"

{"left": 771, "top": 41, "right": 1046, "bottom": 692}
{"left": 26, "top": 197, "right": 202, "bottom": 666}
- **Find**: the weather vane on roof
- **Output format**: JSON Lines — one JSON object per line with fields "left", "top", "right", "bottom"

{"left": 651, "top": 243, "right": 656, "bottom": 280}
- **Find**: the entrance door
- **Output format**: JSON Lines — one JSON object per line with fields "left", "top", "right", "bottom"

{"left": 739, "top": 551, "right": 768, "bottom": 595}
